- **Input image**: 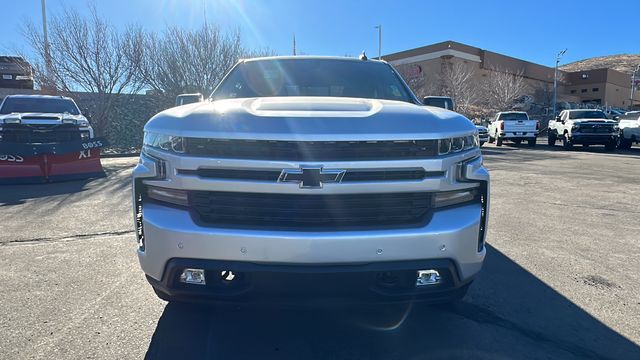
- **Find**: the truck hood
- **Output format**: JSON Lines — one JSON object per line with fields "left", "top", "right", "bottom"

{"left": 0, "top": 112, "right": 88, "bottom": 124}
{"left": 145, "top": 97, "right": 476, "bottom": 141}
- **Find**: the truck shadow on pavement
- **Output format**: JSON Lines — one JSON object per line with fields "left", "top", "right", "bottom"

{"left": 0, "top": 165, "right": 130, "bottom": 206}
{"left": 144, "top": 245, "right": 640, "bottom": 360}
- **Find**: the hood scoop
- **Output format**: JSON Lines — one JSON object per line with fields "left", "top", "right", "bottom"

{"left": 247, "top": 97, "right": 379, "bottom": 117}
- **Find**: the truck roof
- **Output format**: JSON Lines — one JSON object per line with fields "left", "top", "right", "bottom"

{"left": 242, "top": 55, "right": 387, "bottom": 64}
{"left": 3, "top": 94, "right": 74, "bottom": 101}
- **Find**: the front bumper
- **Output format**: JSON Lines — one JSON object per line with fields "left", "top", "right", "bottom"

{"left": 478, "top": 134, "right": 489, "bottom": 143}
{"left": 139, "top": 198, "right": 485, "bottom": 274}
{"left": 147, "top": 258, "right": 472, "bottom": 304}
{"left": 499, "top": 131, "right": 537, "bottom": 139}
{"left": 570, "top": 133, "right": 618, "bottom": 144}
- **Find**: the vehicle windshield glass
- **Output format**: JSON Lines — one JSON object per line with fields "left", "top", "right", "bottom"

{"left": 212, "top": 59, "right": 414, "bottom": 103}
{"left": 498, "top": 113, "right": 528, "bottom": 120}
{"left": 424, "top": 98, "right": 453, "bottom": 110}
{"left": 0, "top": 97, "right": 80, "bottom": 115}
{"left": 569, "top": 110, "right": 607, "bottom": 119}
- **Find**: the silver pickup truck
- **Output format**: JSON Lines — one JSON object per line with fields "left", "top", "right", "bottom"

{"left": 133, "top": 56, "right": 490, "bottom": 304}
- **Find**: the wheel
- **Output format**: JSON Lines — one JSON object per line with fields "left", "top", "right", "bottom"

{"left": 528, "top": 138, "right": 536, "bottom": 147}
{"left": 479, "top": 142, "right": 485, "bottom": 147}
{"left": 547, "top": 131, "right": 557, "bottom": 146}
{"left": 562, "top": 134, "right": 573, "bottom": 150}
{"left": 604, "top": 139, "right": 617, "bottom": 152}
{"left": 618, "top": 134, "right": 633, "bottom": 149}
{"left": 496, "top": 137, "right": 503, "bottom": 146}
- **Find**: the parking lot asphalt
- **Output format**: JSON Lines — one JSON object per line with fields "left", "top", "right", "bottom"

{"left": 1, "top": 144, "right": 639, "bottom": 360}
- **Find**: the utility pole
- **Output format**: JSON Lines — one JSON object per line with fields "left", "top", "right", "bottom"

{"left": 374, "top": 25, "right": 382, "bottom": 60}
{"left": 630, "top": 64, "right": 639, "bottom": 110}
{"left": 41, "top": 0, "right": 53, "bottom": 89}
{"left": 292, "top": 33, "right": 296, "bottom": 56}
{"left": 552, "top": 48, "right": 567, "bottom": 118}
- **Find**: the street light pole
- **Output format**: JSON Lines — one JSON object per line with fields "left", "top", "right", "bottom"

{"left": 630, "top": 64, "right": 639, "bottom": 110}
{"left": 41, "top": 0, "right": 52, "bottom": 87}
{"left": 374, "top": 25, "right": 382, "bottom": 60}
{"left": 552, "top": 48, "right": 567, "bottom": 118}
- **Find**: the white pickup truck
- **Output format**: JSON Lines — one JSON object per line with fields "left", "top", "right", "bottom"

{"left": 618, "top": 111, "right": 640, "bottom": 149}
{"left": 487, "top": 111, "right": 538, "bottom": 147}
{"left": 547, "top": 109, "right": 618, "bottom": 151}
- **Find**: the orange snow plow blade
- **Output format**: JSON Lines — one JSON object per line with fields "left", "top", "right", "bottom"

{"left": 0, "top": 138, "right": 108, "bottom": 184}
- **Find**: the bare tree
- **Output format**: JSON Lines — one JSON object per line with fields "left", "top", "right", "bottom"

{"left": 23, "top": 5, "right": 143, "bottom": 136}
{"left": 138, "top": 24, "right": 273, "bottom": 102}
{"left": 481, "top": 67, "right": 529, "bottom": 112}
{"left": 439, "top": 61, "right": 480, "bottom": 115}
{"left": 394, "top": 63, "right": 437, "bottom": 99}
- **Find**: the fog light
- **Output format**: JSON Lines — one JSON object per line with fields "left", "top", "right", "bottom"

{"left": 416, "top": 269, "right": 441, "bottom": 286}
{"left": 179, "top": 268, "right": 206, "bottom": 285}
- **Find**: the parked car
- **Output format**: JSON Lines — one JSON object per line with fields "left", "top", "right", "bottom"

{"left": 547, "top": 109, "right": 618, "bottom": 151}
{"left": 487, "top": 111, "right": 539, "bottom": 147}
{"left": 134, "top": 56, "right": 490, "bottom": 305}
{"left": 617, "top": 111, "right": 640, "bottom": 149}
{"left": 0, "top": 56, "right": 34, "bottom": 89}
{"left": 476, "top": 125, "right": 489, "bottom": 146}
{"left": 0, "top": 95, "right": 106, "bottom": 183}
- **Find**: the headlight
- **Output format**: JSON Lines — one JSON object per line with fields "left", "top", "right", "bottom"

{"left": 144, "top": 132, "right": 185, "bottom": 153}
{"left": 2, "top": 118, "right": 20, "bottom": 124}
{"left": 438, "top": 133, "right": 479, "bottom": 155}
{"left": 77, "top": 119, "right": 90, "bottom": 127}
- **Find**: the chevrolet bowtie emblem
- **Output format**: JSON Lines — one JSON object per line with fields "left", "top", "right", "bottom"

{"left": 278, "top": 166, "right": 346, "bottom": 188}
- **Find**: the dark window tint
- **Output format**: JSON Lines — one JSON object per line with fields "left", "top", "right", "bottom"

{"left": 498, "top": 112, "right": 528, "bottom": 120}
{"left": 568, "top": 110, "right": 607, "bottom": 119}
{"left": 592, "top": 88, "right": 599, "bottom": 92}
{"left": 570, "top": 90, "right": 577, "bottom": 94}
{"left": 213, "top": 59, "right": 413, "bottom": 103}
{"left": 0, "top": 97, "right": 80, "bottom": 115}
{"left": 581, "top": 89, "right": 587, "bottom": 93}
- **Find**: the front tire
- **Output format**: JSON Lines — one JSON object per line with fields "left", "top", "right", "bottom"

{"left": 618, "top": 133, "right": 633, "bottom": 149}
{"left": 604, "top": 139, "right": 617, "bottom": 152}
{"left": 547, "top": 131, "right": 557, "bottom": 146}
{"left": 496, "top": 136, "right": 503, "bottom": 146}
{"left": 562, "top": 134, "right": 573, "bottom": 150}
{"left": 528, "top": 138, "right": 536, "bottom": 147}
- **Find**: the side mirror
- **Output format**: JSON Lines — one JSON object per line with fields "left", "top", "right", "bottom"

{"left": 175, "top": 93, "right": 204, "bottom": 106}
{"left": 555, "top": 115, "right": 561, "bottom": 121}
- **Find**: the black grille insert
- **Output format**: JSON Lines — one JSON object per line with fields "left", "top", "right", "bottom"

{"left": 178, "top": 168, "right": 443, "bottom": 182}
{"left": 1, "top": 123, "right": 82, "bottom": 143}
{"left": 189, "top": 191, "right": 432, "bottom": 229}
{"left": 185, "top": 139, "right": 439, "bottom": 161}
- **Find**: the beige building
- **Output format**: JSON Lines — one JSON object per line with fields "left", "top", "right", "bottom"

{"left": 384, "top": 40, "right": 638, "bottom": 110}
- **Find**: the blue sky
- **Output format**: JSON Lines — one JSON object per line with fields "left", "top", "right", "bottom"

{"left": 1, "top": 0, "right": 637, "bottom": 67}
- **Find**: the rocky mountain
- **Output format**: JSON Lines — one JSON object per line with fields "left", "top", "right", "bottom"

{"left": 560, "top": 54, "right": 640, "bottom": 74}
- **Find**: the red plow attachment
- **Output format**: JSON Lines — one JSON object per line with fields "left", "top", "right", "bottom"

{"left": 0, "top": 138, "right": 109, "bottom": 184}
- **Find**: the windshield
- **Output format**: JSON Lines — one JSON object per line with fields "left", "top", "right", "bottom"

{"left": 498, "top": 112, "right": 528, "bottom": 120}
{"left": 0, "top": 97, "right": 80, "bottom": 115}
{"left": 568, "top": 110, "right": 607, "bottom": 119}
{"left": 212, "top": 59, "right": 414, "bottom": 103}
